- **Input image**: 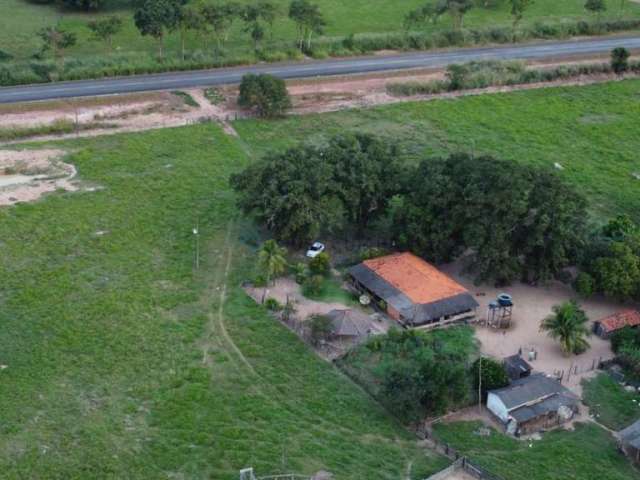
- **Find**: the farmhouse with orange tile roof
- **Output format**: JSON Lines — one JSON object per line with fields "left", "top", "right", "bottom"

{"left": 348, "top": 252, "right": 478, "bottom": 328}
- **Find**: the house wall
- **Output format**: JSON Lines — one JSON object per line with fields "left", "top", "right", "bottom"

{"left": 486, "top": 394, "right": 509, "bottom": 423}
{"left": 387, "top": 305, "right": 401, "bottom": 321}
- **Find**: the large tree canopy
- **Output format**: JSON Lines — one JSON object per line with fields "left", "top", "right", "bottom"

{"left": 395, "top": 154, "right": 587, "bottom": 285}
{"left": 230, "top": 134, "right": 400, "bottom": 245}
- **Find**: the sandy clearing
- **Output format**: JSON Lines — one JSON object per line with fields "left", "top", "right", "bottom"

{"left": 0, "top": 149, "right": 80, "bottom": 206}
{"left": 439, "top": 260, "right": 626, "bottom": 396}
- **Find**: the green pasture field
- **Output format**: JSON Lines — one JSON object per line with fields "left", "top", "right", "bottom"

{"left": 0, "top": 125, "right": 447, "bottom": 479}
{"left": 433, "top": 421, "right": 640, "bottom": 480}
{"left": 1, "top": 0, "right": 639, "bottom": 60}
{"left": 582, "top": 373, "right": 640, "bottom": 431}
{"left": 234, "top": 78, "right": 640, "bottom": 222}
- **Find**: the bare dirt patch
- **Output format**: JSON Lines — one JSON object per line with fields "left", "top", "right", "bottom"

{"left": 439, "top": 260, "right": 624, "bottom": 396}
{"left": 0, "top": 149, "right": 79, "bottom": 206}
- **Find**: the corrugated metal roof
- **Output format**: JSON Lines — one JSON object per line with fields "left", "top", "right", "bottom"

{"left": 490, "top": 374, "right": 576, "bottom": 410}
{"left": 620, "top": 419, "right": 640, "bottom": 448}
{"left": 326, "top": 309, "right": 370, "bottom": 337}
{"left": 509, "top": 393, "right": 578, "bottom": 423}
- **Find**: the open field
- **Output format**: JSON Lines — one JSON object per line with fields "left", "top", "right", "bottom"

{"left": 2, "top": 0, "right": 640, "bottom": 61}
{"left": 433, "top": 421, "right": 640, "bottom": 480}
{"left": 234, "top": 78, "right": 640, "bottom": 222}
{"left": 0, "top": 125, "right": 447, "bottom": 479}
{"left": 582, "top": 373, "right": 640, "bottom": 430}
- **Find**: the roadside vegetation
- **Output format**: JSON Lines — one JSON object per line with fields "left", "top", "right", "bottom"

{"left": 2, "top": 0, "right": 640, "bottom": 85}
{"left": 433, "top": 421, "right": 640, "bottom": 480}
{"left": 0, "top": 125, "right": 447, "bottom": 479}
{"left": 388, "top": 51, "right": 640, "bottom": 96}
{"left": 582, "top": 373, "right": 640, "bottom": 430}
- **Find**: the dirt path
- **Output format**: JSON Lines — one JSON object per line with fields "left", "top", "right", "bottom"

{"left": 200, "top": 222, "right": 256, "bottom": 376}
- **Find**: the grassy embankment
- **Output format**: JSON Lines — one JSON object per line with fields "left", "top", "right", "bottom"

{"left": 434, "top": 421, "right": 640, "bottom": 480}
{"left": 582, "top": 373, "right": 640, "bottom": 430}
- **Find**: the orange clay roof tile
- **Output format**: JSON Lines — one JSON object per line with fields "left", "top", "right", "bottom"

{"left": 598, "top": 309, "right": 640, "bottom": 333}
{"left": 363, "top": 252, "right": 468, "bottom": 305}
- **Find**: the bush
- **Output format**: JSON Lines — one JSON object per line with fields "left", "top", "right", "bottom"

{"left": 264, "top": 298, "right": 282, "bottom": 311}
{"left": 238, "top": 73, "right": 291, "bottom": 118}
{"left": 359, "top": 247, "right": 390, "bottom": 262}
{"left": 293, "top": 262, "right": 307, "bottom": 284}
{"left": 611, "top": 47, "right": 630, "bottom": 75}
{"left": 574, "top": 272, "right": 595, "bottom": 298}
{"left": 309, "top": 314, "right": 333, "bottom": 345}
{"left": 309, "top": 252, "right": 331, "bottom": 276}
{"left": 303, "top": 274, "right": 326, "bottom": 297}
{"left": 471, "top": 357, "right": 510, "bottom": 400}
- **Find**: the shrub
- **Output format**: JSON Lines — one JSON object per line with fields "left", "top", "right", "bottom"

{"left": 238, "top": 73, "right": 291, "bottom": 118}
{"left": 303, "top": 274, "right": 326, "bottom": 297}
{"left": 309, "top": 314, "right": 333, "bottom": 345}
{"left": 359, "top": 247, "right": 390, "bottom": 262}
{"left": 264, "top": 298, "right": 282, "bottom": 311}
{"left": 574, "top": 272, "right": 595, "bottom": 298}
{"left": 309, "top": 252, "right": 331, "bottom": 276}
{"left": 611, "top": 47, "right": 630, "bottom": 75}
{"left": 293, "top": 262, "right": 307, "bottom": 284}
{"left": 470, "top": 357, "right": 510, "bottom": 400}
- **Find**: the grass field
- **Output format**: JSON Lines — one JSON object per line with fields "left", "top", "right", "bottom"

{"left": 1, "top": 0, "right": 639, "bottom": 60}
{"left": 0, "top": 125, "right": 448, "bottom": 479}
{"left": 234, "top": 79, "right": 640, "bottom": 222}
{"left": 433, "top": 421, "right": 640, "bottom": 480}
{"left": 582, "top": 373, "right": 640, "bottom": 431}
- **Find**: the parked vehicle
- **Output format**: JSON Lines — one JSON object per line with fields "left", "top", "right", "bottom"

{"left": 306, "top": 242, "right": 325, "bottom": 258}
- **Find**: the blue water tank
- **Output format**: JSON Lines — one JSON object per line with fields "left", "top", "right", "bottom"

{"left": 497, "top": 293, "right": 513, "bottom": 307}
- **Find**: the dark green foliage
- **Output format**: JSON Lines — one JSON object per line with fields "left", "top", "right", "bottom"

{"left": 134, "top": 0, "right": 182, "bottom": 57}
{"left": 574, "top": 272, "right": 595, "bottom": 298}
{"left": 38, "top": 25, "right": 77, "bottom": 59}
{"left": 289, "top": 0, "right": 326, "bottom": 51}
{"left": 395, "top": 153, "right": 586, "bottom": 285}
{"left": 611, "top": 47, "right": 630, "bottom": 74}
{"left": 200, "top": 2, "right": 242, "bottom": 51}
{"left": 303, "top": 274, "right": 325, "bottom": 297}
{"left": 585, "top": 0, "right": 607, "bottom": 15}
{"left": 238, "top": 73, "right": 291, "bottom": 117}
{"left": 309, "top": 252, "right": 331, "bottom": 276}
{"left": 610, "top": 326, "right": 640, "bottom": 354}
{"left": 471, "top": 357, "right": 509, "bottom": 399}
{"left": 230, "top": 133, "right": 400, "bottom": 244}
{"left": 87, "top": 16, "right": 123, "bottom": 50}
{"left": 366, "top": 328, "right": 476, "bottom": 421}
{"left": 264, "top": 297, "right": 282, "bottom": 311}
{"left": 309, "top": 314, "right": 333, "bottom": 344}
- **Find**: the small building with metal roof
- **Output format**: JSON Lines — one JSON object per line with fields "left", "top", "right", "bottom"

{"left": 347, "top": 252, "right": 478, "bottom": 328}
{"left": 486, "top": 374, "right": 579, "bottom": 435}
{"left": 620, "top": 419, "right": 640, "bottom": 465}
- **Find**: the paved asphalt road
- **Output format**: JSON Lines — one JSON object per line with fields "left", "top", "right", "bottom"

{"left": 1, "top": 36, "right": 640, "bottom": 104}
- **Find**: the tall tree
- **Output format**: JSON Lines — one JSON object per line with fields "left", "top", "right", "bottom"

{"left": 611, "top": 47, "right": 630, "bottom": 75}
{"left": 241, "top": 2, "right": 278, "bottom": 49}
{"left": 445, "top": 0, "right": 474, "bottom": 30}
{"left": 540, "top": 301, "right": 591, "bottom": 355}
{"left": 509, "top": 0, "right": 534, "bottom": 39}
{"left": 201, "top": 2, "right": 242, "bottom": 52}
{"left": 404, "top": 1, "right": 447, "bottom": 30}
{"left": 289, "top": 0, "right": 326, "bottom": 51}
{"left": 177, "top": 3, "right": 205, "bottom": 60}
{"left": 38, "top": 25, "right": 77, "bottom": 61}
{"left": 87, "top": 15, "right": 123, "bottom": 51}
{"left": 258, "top": 239, "right": 288, "bottom": 302}
{"left": 134, "top": 0, "right": 182, "bottom": 58}
{"left": 238, "top": 73, "right": 292, "bottom": 117}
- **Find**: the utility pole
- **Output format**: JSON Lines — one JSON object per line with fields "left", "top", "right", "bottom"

{"left": 193, "top": 220, "right": 200, "bottom": 270}
{"left": 478, "top": 356, "right": 482, "bottom": 413}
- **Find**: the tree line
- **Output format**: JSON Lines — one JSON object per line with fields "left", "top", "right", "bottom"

{"left": 231, "top": 133, "right": 589, "bottom": 287}
{"left": 35, "top": 0, "right": 327, "bottom": 61}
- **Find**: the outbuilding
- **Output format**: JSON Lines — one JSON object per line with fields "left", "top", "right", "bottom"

{"left": 593, "top": 309, "right": 640, "bottom": 339}
{"left": 348, "top": 252, "right": 478, "bottom": 329}
{"left": 620, "top": 419, "right": 640, "bottom": 465}
{"left": 487, "top": 374, "right": 579, "bottom": 435}
{"left": 503, "top": 354, "right": 533, "bottom": 381}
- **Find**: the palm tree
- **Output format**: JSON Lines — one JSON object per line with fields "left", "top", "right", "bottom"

{"left": 540, "top": 301, "right": 591, "bottom": 355}
{"left": 258, "top": 239, "right": 288, "bottom": 302}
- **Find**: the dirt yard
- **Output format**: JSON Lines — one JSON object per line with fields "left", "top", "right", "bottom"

{"left": 0, "top": 149, "right": 83, "bottom": 206}
{"left": 440, "top": 261, "right": 627, "bottom": 396}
